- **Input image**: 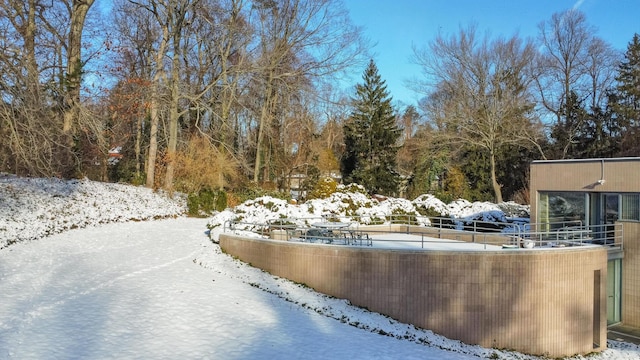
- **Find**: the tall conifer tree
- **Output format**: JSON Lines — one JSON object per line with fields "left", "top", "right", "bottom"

{"left": 342, "top": 60, "right": 401, "bottom": 195}
{"left": 611, "top": 34, "right": 640, "bottom": 155}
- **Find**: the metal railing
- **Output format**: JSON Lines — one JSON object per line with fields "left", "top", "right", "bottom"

{"left": 522, "top": 223, "right": 623, "bottom": 250}
{"left": 222, "top": 215, "right": 623, "bottom": 250}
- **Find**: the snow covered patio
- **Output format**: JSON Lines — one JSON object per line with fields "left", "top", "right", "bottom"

{"left": 272, "top": 230, "right": 506, "bottom": 250}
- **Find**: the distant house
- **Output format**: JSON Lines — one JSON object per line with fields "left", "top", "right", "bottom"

{"left": 108, "top": 146, "right": 123, "bottom": 165}
{"left": 288, "top": 173, "right": 307, "bottom": 200}
{"left": 530, "top": 157, "right": 640, "bottom": 327}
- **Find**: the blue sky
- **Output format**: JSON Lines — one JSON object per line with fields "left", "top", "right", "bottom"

{"left": 343, "top": 0, "right": 640, "bottom": 107}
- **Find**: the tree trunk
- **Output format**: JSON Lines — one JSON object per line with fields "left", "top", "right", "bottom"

{"left": 146, "top": 98, "right": 159, "bottom": 188}
{"left": 24, "top": 0, "right": 38, "bottom": 97}
{"left": 61, "top": 0, "right": 94, "bottom": 177}
{"left": 490, "top": 149, "right": 503, "bottom": 203}
{"left": 145, "top": 17, "right": 169, "bottom": 188}
{"left": 163, "top": 5, "right": 187, "bottom": 191}
{"left": 253, "top": 76, "right": 274, "bottom": 183}
{"left": 135, "top": 115, "right": 143, "bottom": 179}
{"left": 163, "top": 58, "right": 180, "bottom": 191}
{"left": 63, "top": 0, "right": 94, "bottom": 135}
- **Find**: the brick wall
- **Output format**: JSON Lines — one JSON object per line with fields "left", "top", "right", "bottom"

{"left": 220, "top": 234, "right": 607, "bottom": 357}
{"left": 623, "top": 222, "right": 640, "bottom": 327}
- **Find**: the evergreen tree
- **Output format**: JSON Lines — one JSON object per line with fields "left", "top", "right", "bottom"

{"left": 550, "top": 91, "right": 589, "bottom": 159}
{"left": 342, "top": 60, "right": 401, "bottom": 195}
{"left": 575, "top": 104, "right": 621, "bottom": 158}
{"left": 611, "top": 33, "right": 640, "bottom": 155}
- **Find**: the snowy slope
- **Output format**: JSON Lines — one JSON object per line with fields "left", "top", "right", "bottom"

{"left": 0, "top": 174, "right": 186, "bottom": 249}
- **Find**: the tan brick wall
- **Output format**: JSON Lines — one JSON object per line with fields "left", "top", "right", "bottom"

{"left": 623, "top": 222, "right": 640, "bottom": 327}
{"left": 220, "top": 234, "right": 607, "bottom": 357}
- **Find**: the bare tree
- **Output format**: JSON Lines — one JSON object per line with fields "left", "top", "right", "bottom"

{"left": 0, "top": 0, "right": 97, "bottom": 177}
{"left": 117, "top": 0, "right": 263, "bottom": 190}
{"left": 140, "top": 0, "right": 170, "bottom": 189}
{"left": 535, "top": 9, "right": 617, "bottom": 158}
{"left": 536, "top": 10, "right": 592, "bottom": 116}
{"left": 120, "top": 0, "right": 200, "bottom": 189}
{"left": 395, "top": 105, "right": 421, "bottom": 177}
{"left": 1, "top": 0, "right": 365, "bottom": 191}
{"left": 413, "top": 25, "right": 541, "bottom": 203}
{"left": 110, "top": 2, "right": 157, "bottom": 181}
{"left": 0, "top": 0, "right": 49, "bottom": 175}
{"left": 179, "top": 0, "right": 253, "bottom": 169}
{"left": 249, "top": 0, "right": 366, "bottom": 184}
{"left": 202, "top": 0, "right": 252, "bottom": 146}
{"left": 582, "top": 37, "right": 620, "bottom": 110}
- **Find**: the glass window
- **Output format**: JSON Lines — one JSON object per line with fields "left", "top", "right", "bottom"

{"left": 539, "top": 192, "right": 586, "bottom": 229}
{"left": 621, "top": 194, "right": 640, "bottom": 221}
{"left": 604, "top": 194, "right": 619, "bottom": 224}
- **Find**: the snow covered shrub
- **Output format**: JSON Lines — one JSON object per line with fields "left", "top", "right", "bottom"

{"left": 337, "top": 183, "right": 368, "bottom": 195}
{"left": 379, "top": 197, "right": 421, "bottom": 224}
{"left": 388, "top": 209, "right": 419, "bottom": 224}
{"left": 326, "top": 190, "right": 378, "bottom": 217}
{"left": 0, "top": 175, "right": 186, "bottom": 247}
{"left": 247, "top": 197, "right": 279, "bottom": 213}
{"left": 496, "top": 201, "right": 530, "bottom": 218}
{"left": 366, "top": 216, "right": 385, "bottom": 225}
{"left": 232, "top": 186, "right": 290, "bottom": 205}
{"left": 307, "top": 177, "right": 338, "bottom": 199}
{"left": 412, "top": 194, "right": 448, "bottom": 217}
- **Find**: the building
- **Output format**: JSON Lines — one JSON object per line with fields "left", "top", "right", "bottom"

{"left": 530, "top": 157, "right": 640, "bottom": 327}
{"left": 215, "top": 158, "right": 640, "bottom": 356}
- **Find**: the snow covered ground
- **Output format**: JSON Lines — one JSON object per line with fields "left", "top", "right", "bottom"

{"left": 0, "top": 174, "right": 185, "bottom": 249}
{"left": 1, "top": 175, "right": 640, "bottom": 359}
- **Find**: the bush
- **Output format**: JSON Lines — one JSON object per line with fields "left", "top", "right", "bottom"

{"left": 388, "top": 209, "right": 419, "bottom": 225}
{"left": 339, "top": 183, "right": 368, "bottom": 195}
{"left": 307, "top": 177, "right": 338, "bottom": 199}
{"left": 231, "top": 186, "right": 290, "bottom": 205}
{"left": 415, "top": 206, "right": 444, "bottom": 218}
{"left": 174, "top": 135, "right": 241, "bottom": 194}
{"left": 187, "top": 188, "right": 227, "bottom": 216}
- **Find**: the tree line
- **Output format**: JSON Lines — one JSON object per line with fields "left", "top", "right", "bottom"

{"left": 408, "top": 11, "right": 640, "bottom": 203}
{"left": 0, "top": 1, "right": 638, "bottom": 204}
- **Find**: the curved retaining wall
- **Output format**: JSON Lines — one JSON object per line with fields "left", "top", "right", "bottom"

{"left": 219, "top": 234, "right": 607, "bottom": 357}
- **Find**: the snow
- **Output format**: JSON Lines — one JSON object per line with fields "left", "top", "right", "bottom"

{"left": 366, "top": 233, "right": 504, "bottom": 251}
{"left": 0, "top": 173, "right": 185, "bottom": 249}
{"left": 1, "top": 175, "right": 639, "bottom": 359}
{"left": 205, "top": 185, "right": 526, "bottom": 242}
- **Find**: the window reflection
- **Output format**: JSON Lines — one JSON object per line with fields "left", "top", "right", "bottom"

{"left": 621, "top": 194, "right": 640, "bottom": 221}
{"left": 539, "top": 192, "right": 586, "bottom": 229}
